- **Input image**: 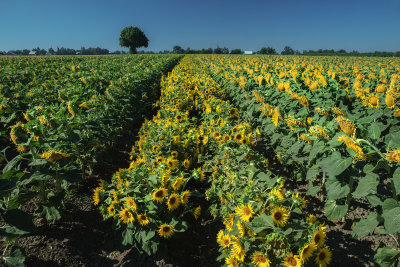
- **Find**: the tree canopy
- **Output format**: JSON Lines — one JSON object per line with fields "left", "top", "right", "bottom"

{"left": 119, "top": 26, "right": 149, "bottom": 54}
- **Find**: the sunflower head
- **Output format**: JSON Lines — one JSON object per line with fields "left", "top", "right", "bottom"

{"left": 270, "top": 206, "right": 290, "bottom": 227}
{"left": 158, "top": 224, "right": 174, "bottom": 238}
{"left": 167, "top": 193, "right": 180, "bottom": 211}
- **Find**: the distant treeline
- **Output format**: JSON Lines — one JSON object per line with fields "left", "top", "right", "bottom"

{"left": 0, "top": 47, "right": 127, "bottom": 56}
{"left": 2, "top": 45, "right": 399, "bottom": 57}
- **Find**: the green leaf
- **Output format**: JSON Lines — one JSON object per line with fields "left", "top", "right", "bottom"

{"left": 148, "top": 174, "right": 158, "bottom": 184}
{"left": 249, "top": 214, "right": 275, "bottom": 233}
{"left": 324, "top": 200, "right": 348, "bottom": 220}
{"left": 3, "top": 209, "right": 36, "bottom": 234}
{"left": 374, "top": 246, "right": 400, "bottom": 267}
{"left": 352, "top": 212, "right": 379, "bottom": 238}
{"left": 326, "top": 178, "right": 350, "bottom": 200}
{"left": 319, "top": 153, "right": 352, "bottom": 178}
{"left": 382, "top": 206, "right": 400, "bottom": 234}
{"left": 368, "top": 123, "right": 381, "bottom": 140}
{"left": 122, "top": 228, "right": 133, "bottom": 246}
{"left": 306, "top": 165, "right": 320, "bottom": 181}
{"left": 306, "top": 183, "right": 320, "bottom": 196}
{"left": 4, "top": 246, "right": 26, "bottom": 267}
{"left": 366, "top": 195, "right": 383, "bottom": 207}
{"left": 392, "top": 167, "right": 400, "bottom": 196}
{"left": 352, "top": 173, "right": 379, "bottom": 198}
{"left": 28, "top": 159, "right": 48, "bottom": 166}
{"left": 39, "top": 206, "right": 61, "bottom": 221}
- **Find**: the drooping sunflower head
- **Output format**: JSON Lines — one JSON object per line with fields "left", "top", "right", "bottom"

{"left": 158, "top": 224, "right": 174, "bottom": 239}
{"left": 152, "top": 188, "right": 168, "bottom": 203}
{"left": 300, "top": 243, "right": 317, "bottom": 263}
{"left": 270, "top": 206, "right": 290, "bottom": 227}
{"left": 312, "top": 229, "right": 327, "bottom": 248}
{"left": 385, "top": 150, "right": 400, "bottom": 163}
{"left": 167, "top": 193, "right": 180, "bottom": 211}
{"left": 181, "top": 190, "right": 190, "bottom": 204}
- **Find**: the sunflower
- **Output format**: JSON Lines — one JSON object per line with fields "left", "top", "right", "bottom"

{"left": 194, "top": 205, "right": 201, "bottom": 220}
{"left": 367, "top": 94, "right": 379, "bottom": 108}
{"left": 225, "top": 256, "right": 239, "bottom": 267}
{"left": 175, "top": 114, "right": 183, "bottom": 123}
{"left": 267, "top": 188, "right": 284, "bottom": 201}
{"left": 283, "top": 252, "right": 301, "bottom": 267}
{"left": 107, "top": 204, "right": 116, "bottom": 217}
{"left": 233, "top": 132, "right": 245, "bottom": 143}
{"left": 315, "top": 247, "right": 332, "bottom": 267}
{"left": 312, "top": 228, "right": 327, "bottom": 248}
{"left": 167, "top": 193, "right": 180, "bottom": 211}
{"left": 119, "top": 208, "right": 134, "bottom": 224}
{"left": 152, "top": 145, "right": 159, "bottom": 154}
{"left": 137, "top": 213, "right": 149, "bottom": 226}
{"left": 171, "top": 151, "right": 179, "bottom": 158}
{"left": 272, "top": 107, "right": 280, "bottom": 126}
{"left": 183, "top": 159, "right": 190, "bottom": 169}
{"left": 237, "top": 221, "right": 245, "bottom": 237}
{"left": 218, "top": 234, "right": 231, "bottom": 248}
{"left": 181, "top": 190, "right": 190, "bottom": 204}
{"left": 203, "top": 135, "right": 209, "bottom": 145}
{"left": 166, "top": 157, "right": 179, "bottom": 169}
{"left": 385, "top": 150, "right": 400, "bottom": 162}
{"left": 124, "top": 196, "right": 137, "bottom": 211}
{"left": 223, "top": 134, "right": 231, "bottom": 142}
{"left": 235, "top": 203, "right": 254, "bottom": 222}
{"left": 251, "top": 252, "right": 271, "bottom": 267}
{"left": 231, "top": 238, "right": 245, "bottom": 262}
{"left": 300, "top": 243, "right": 317, "bottom": 263}
{"left": 385, "top": 93, "right": 396, "bottom": 109}
{"left": 270, "top": 206, "right": 290, "bottom": 227}
{"left": 158, "top": 224, "right": 174, "bottom": 238}
{"left": 229, "top": 108, "right": 239, "bottom": 118}
{"left": 93, "top": 187, "right": 101, "bottom": 206}
{"left": 212, "top": 131, "right": 222, "bottom": 140}
{"left": 152, "top": 188, "right": 168, "bottom": 203}
{"left": 172, "top": 176, "right": 184, "bottom": 190}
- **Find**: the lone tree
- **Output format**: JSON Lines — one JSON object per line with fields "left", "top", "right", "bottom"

{"left": 119, "top": 26, "right": 149, "bottom": 54}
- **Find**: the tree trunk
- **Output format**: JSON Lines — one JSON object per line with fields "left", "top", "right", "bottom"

{"left": 129, "top": 47, "right": 137, "bottom": 54}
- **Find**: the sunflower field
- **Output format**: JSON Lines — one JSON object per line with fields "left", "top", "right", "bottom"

{"left": 1, "top": 54, "right": 399, "bottom": 266}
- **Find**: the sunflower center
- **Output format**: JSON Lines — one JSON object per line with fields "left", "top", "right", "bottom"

{"left": 288, "top": 257, "right": 298, "bottom": 266}
{"left": 314, "top": 234, "right": 320, "bottom": 244}
{"left": 274, "top": 211, "right": 282, "bottom": 220}
{"left": 243, "top": 207, "right": 251, "bottom": 215}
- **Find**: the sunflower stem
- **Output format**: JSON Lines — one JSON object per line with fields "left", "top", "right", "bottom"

{"left": 343, "top": 175, "right": 355, "bottom": 222}
{"left": 320, "top": 172, "right": 326, "bottom": 202}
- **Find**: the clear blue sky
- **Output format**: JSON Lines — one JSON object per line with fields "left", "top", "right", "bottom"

{"left": 1, "top": 0, "right": 399, "bottom": 53}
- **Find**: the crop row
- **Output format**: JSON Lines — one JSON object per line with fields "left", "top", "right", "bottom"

{"left": 202, "top": 54, "right": 400, "bottom": 266}
{"left": 94, "top": 55, "right": 331, "bottom": 266}
{"left": 0, "top": 54, "right": 182, "bottom": 265}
